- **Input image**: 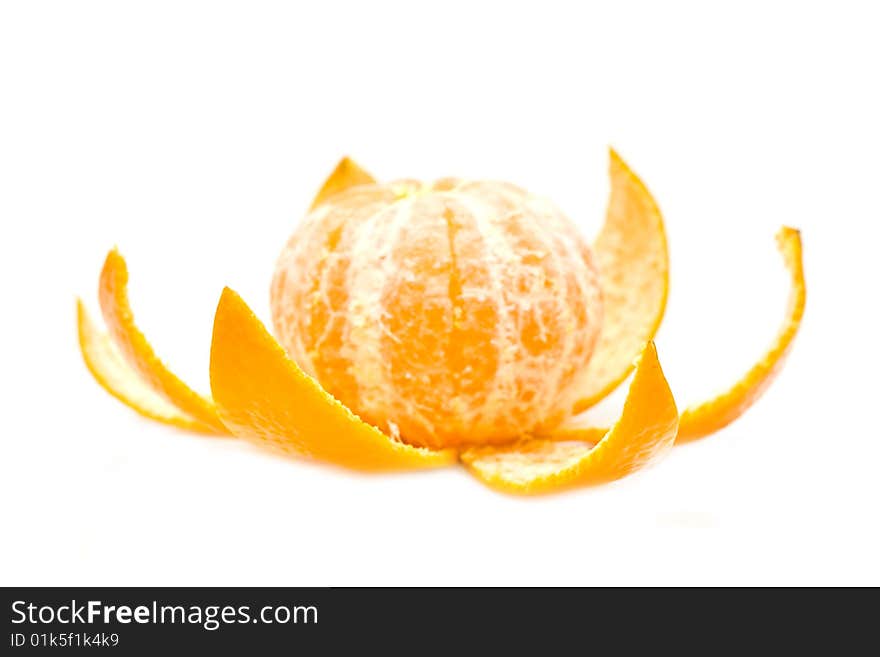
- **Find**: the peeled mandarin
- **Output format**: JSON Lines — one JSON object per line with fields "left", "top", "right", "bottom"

{"left": 270, "top": 179, "right": 604, "bottom": 449}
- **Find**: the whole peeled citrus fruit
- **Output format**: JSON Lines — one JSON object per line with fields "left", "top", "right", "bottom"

{"left": 270, "top": 179, "right": 603, "bottom": 449}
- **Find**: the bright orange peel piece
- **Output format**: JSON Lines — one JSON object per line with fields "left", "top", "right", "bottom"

{"left": 676, "top": 226, "right": 805, "bottom": 442}
{"left": 77, "top": 300, "right": 220, "bottom": 434}
{"left": 309, "top": 156, "right": 375, "bottom": 210}
{"left": 571, "top": 149, "right": 669, "bottom": 414}
{"left": 98, "top": 249, "right": 228, "bottom": 433}
{"left": 461, "top": 341, "right": 679, "bottom": 494}
{"left": 209, "top": 287, "right": 457, "bottom": 471}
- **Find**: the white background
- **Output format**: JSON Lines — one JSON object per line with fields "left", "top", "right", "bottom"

{"left": 1, "top": 1, "right": 878, "bottom": 586}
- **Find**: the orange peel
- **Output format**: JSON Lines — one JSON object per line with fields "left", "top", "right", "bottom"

{"left": 77, "top": 300, "right": 219, "bottom": 434}
{"left": 76, "top": 150, "right": 806, "bottom": 496}
{"left": 309, "top": 157, "right": 375, "bottom": 210}
{"left": 543, "top": 226, "right": 805, "bottom": 447}
{"left": 571, "top": 148, "right": 669, "bottom": 414}
{"left": 676, "top": 226, "right": 805, "bottom": 442}
{"left": 97, "top": 249, "right": 228, "bottom": 434}
{"left": 209, "top": 287, "right": 457, "bottom": 471}
{"left": 460, "top": 342, "right": 678, "bottom": 494}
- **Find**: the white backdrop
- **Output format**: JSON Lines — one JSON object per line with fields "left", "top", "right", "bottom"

{"left": 1, "top": 1, "right": 878, "bottom": 585}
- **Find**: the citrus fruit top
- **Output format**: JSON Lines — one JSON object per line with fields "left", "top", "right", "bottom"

{"left": 270, "top": 179, "right": 603, "bottom": 449}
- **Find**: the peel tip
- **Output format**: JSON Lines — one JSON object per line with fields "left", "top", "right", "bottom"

{"left": 216, "top": 285, "right": 246, "bottom": 316}
{"left": 631, "top": 339, "right": 658, "bottom": 369}
{"left": 608, "top": 145, "right": 627, "bottom": 172}
{"left": 99, "top": 246, "right": 128, "bottom": 292}
{"left": 776, "top": 225, "right": 802, "bottom": 246}
{"left": 104, "top": 245, "right": 124, "bottom": 267}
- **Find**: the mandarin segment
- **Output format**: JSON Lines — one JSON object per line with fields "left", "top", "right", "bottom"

{"left": 98, "top": 249, "right": 228, "bottom": 433}
{"left": 209, "top": 287, "right": 456, "bottom": 470}
{"left": 570, "top": 148, "right": 669, "bottom": 414}
{"left": 271, "top": 179, "right": 603, "bottom": 448}
{"left": 379, "top": 196, "right": 461, "bottom": 444}
{"left": 460, "top": 342, "right": 679, "bottom": 494}
{"left": 676, "top": 227, "right": 805, "bottom": 441}
{"left": 271, "top": 185, "right": 396, "bottom": 384}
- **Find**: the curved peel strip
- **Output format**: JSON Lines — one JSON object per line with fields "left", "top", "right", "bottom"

{"left": 535, "top": 425, "right": 607, "bottom": 445}
{"left": 677, "top": 227, "right": 805, "bottom": 442}
{"left": 571, "top": 148, "right": 669, "bottom": 414}
{"left": 461, "top": 342, "right": 678, "bottom": 494}
{"left": 98, "top": 249, "right": 228, "bottom": 433}
{"left": 77, "top": 300, "right": 219, "bottom": 434}
{"left": 309, "top": 157, "right": 376, "bottom": 210}
{"left": 209, "top": 287, "right": 457, "bottom": 471}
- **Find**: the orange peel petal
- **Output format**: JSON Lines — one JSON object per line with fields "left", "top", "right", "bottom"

{"left": 208, "top": 287, "right": 457, "bottom": 471}
{"left": 98, "top": 249, "right": 228, "bottom": 433}
{"left": 461, "top": 341, "right": 678, "bottom": 494}
{"left": 676, "top": 226, "right": 805, "bottom": 442}
{"left": 77, "top": 300, "right": 219, "bottom": 435}
{"left": 571, "top": 148, "right": 669, "bottom": 414}
{"left": 309, "top": 156, "right": 376, "bottom": 210}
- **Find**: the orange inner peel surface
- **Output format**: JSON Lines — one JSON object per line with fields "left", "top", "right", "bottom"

{"left": 76, "top": 150, "right": 806, "bottom": 495}
{"left": 96, "top": 249, "right": 228, "bottom": 434}
{"left": 676, "top": 226, "right": 805, "bottom": 442}
{"left": 570, "top": 149, "right": 669, "bottom": 414}
{"left": 77, "top": 300, "right": 219, "bottom": 435}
